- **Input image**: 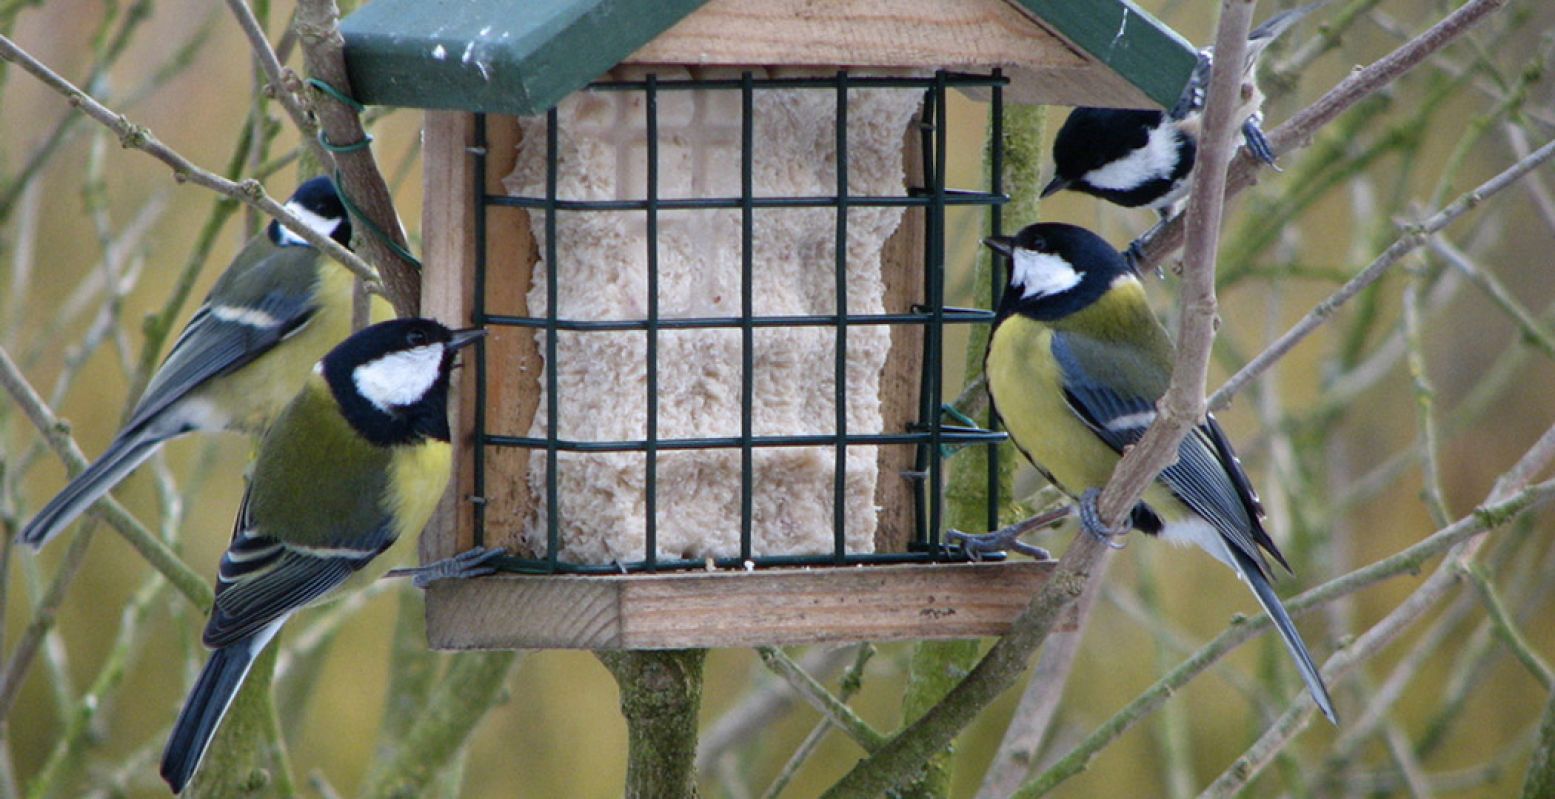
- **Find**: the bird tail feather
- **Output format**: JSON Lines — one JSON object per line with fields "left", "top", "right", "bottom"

{"left": 160, "top": 629, "right": 271, "bottom": 794}
{"left": 1231, "top": 547, "right": 1339, "bottom": 724}
{"left": 18, "top": 428, "right": 165, "bottom": 549}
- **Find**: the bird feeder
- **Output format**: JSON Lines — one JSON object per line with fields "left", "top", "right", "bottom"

{"left": 339, "top": 0, "right": 1196, "bottom": 650}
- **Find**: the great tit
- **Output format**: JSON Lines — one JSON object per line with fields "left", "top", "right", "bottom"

{"left": 159, "top": 318, "right": 494, "bottom": 794}
{"left": 1042, "top": 3, "right": 1322, "bottom": 227}
{"left": 20, "top": 176, "right": 359, "bottom": 549}
{"left": 965, "top": 222, "right": 1337, "bottom": 724}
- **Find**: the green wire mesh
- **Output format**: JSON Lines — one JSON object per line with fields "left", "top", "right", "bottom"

{"left": 470, "top": 70, "right": 1008, "bottom": 574}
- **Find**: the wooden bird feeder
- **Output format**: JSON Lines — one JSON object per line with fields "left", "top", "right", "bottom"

{"left": 339, "top": 0, "right": 1196, "bottom": 650}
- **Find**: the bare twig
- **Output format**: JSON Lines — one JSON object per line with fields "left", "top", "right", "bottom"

{"left": 819, "top": 5, "right": 1260, "bottom": 795}
{"left": 756, "top": 647, "right": 886, "bottom": 752}
{"left": 294, "top": 0, "right": 419, "bottom": 316}
{"left": 1019, "top": 465, "right": 1555, "bottom": 797}
{"left": 1136, "top": 0, "right": 1510, "bottom": 270}
{"left": 222, "top": 0, "right": 322, "bottom": 162}
{"left": 760, "top": 644, "right": 876, "bottom": 799}
{"left": 1461, "top": 564, "right": 1554, "bottom": 689}
{"left": 0, "top": 32, "right": 382, "bottom": 291}
{"left": 0, "top": 346, "right": 211, "bottom": 609}
{"left": 1210, "top": 134, "right": 1555, "bottom": 411}
{"left": 697, "top": 647, "right": 856, "bottom": 770}
{"left": 974, "top": 560, "right": 1109, "bottom": 799}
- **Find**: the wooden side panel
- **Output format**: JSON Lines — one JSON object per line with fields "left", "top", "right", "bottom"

{"left": 424, "top": 561, "right": 1069, "bottom": 650}
{"left": 421, "top": 110, "right": 478, "bottom": 564}
{"left": 874, "top": 121, "right": 927, "bottom": 553}
{"left": 478, "top": 116, "right": 544, "bottom": 557}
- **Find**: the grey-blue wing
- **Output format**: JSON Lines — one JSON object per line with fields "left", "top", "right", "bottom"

{"left": 203, "top": 519, "right": 388, "bottom": 649}
{"left": 125, "top": 266, "right": 317, "bottom": 434}
{"left": 1051, "top": 333, "right": 1277, "bottom": 573}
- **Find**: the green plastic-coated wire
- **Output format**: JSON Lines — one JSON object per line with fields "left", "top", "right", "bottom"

{"left": 304, "top": 77, "right": 420, "bottom": 269}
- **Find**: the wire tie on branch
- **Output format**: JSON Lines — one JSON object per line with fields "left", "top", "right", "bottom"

{"left": 304, "top": 77, "right": 422, "bottom": 271}
{"left": 306, "top": 76, "right": 365, "bottom": 112}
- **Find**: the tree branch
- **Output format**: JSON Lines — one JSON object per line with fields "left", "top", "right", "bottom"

{"left": 222, "top": 0, "right": 323, "bottom": 164}
{"left": 0, "top": 32, "right": 382, "bottom": 291}
{"left": 294, "top": 0, "right": 420, "bottom": 316}
{"left": 1135, "top": 0, "right": 1510, "bottom": 271}
{"left": 819, "top": 4, "right": 1260, "bottom": 795}
{"left": 1210, "top": 134, "right": 1555, "bottom": 411}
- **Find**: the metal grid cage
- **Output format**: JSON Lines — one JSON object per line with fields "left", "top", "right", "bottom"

{"left": 470, "top": 69, "right": 1009, "bottom": 575}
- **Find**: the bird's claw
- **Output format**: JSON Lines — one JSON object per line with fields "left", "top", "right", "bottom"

{"left": 1122, "top": 240, "right": 1148, "bottom": 275}
{"left": 1242, "top": 119, "right": 1280, "bottom": 169}
{"left": 946, "top": 528, "right": 1052, "bottom": 562}
{"left": 1079, "top": 489, "right": 1130, "bottom": 549}
{"left": 386, "top": 546, "right": 506, "bottom": 588}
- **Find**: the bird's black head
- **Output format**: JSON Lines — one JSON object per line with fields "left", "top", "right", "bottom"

{"left": 319, "top": 318, "right": 483, "bottom": 446}
{"left": 1044, "top": 107, "right": 1191, "bottom": 209}
{"left": 268, "top": 175, "right": 353, "bottom": 249}
{"left": 985, "top": 223, "right": 1134, "bottom": 323}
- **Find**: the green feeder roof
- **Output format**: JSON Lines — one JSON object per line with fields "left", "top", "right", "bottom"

{"left": 340, "top": 0, "right": 1198, "bottom": 115}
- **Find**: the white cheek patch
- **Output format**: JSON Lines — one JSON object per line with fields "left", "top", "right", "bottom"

{"left": 352, "top": 344, "right": 444, "bottom": 411}
{"left": 1082, "top": 120, "right": 1182, "bottom": 192}
{"left": 1012, "top": 248, "right": 1082, "bottom": 300}
{"left": 275, "top": 200, "right": 344, "bottom": 247}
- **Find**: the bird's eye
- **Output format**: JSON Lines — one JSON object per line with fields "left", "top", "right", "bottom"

{"left": 406, "top": 329, "right": 428, "bottom": 347}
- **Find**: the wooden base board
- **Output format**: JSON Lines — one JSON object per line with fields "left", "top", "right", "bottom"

{"left": 425, "top": 560, "right": 1070, "bottom": 650}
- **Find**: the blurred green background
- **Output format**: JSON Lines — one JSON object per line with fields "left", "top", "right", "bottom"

{"left": 4, "top": 0, "right": 1555, "bottom": 797}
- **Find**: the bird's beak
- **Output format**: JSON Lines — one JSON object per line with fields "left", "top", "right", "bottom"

{"left": 448, "top": 328, "right": 486, "bottom": 351}
{"left": 1040, "top": 177, "right": 1070, "bottom": 198}
{"left": 983, "top": 236, "right": 1015, "bottom": 258}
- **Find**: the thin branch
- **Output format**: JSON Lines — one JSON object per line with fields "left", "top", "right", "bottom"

{"left": 0, "top": 345, "right": 211, "bottom": 609}
{"left": 697, "top": 647, "right": 856, "bottom": 771}
{"left": 222, "top": 0, "right": 323, "bottom": 163}
{"left": 757, "top": 647, "right": 886, "bottom": 752}
{"left": 1461, "top": 564, "right": 1554, "bottom": 690}
{"left": 0, "top": 32, "right": 382, "bottom": 291}
{"left": 1136, "top": 0, "right": 1510, "bottom": 270}
{"left": 294, "top": 0, "right": 419, "bottom": 316}
{"left": 819, "top": 4, "right": 1259, "bottom": 794}
{"left": 1019, "top": 468, "right": 1555, "bottom": 797}
{"left": 1429, "top": 234, "right": 1555, "bottom": 360}
{"left": 759, "top": 644, "right": 876, "bottom": 799}
{"left": 974, "top": 561, "right": 1109, "bottom": 799}
{"left": 1210, "top": 134, "right": 1555, "bottom": 411}
{"left": 1197, "top": 537, "right": 1486, "bottom": 798}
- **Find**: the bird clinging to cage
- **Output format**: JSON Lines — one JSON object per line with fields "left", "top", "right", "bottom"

{"left": 953, "top": 222, "right": 1338, "bottom": 724}
{"left": 19, "top": 176, "right": 364, "bottom": 550}
{"left": 159, "top": 319, "right": 497, "bottom": 793}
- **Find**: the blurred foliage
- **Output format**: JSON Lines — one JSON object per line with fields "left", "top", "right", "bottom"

{"left": 2, "top": 1, "right": 1554, "bottom": 797}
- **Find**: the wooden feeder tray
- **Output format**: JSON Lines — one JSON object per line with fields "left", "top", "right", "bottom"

{"left": 424, "top": 560, "right": 1070, "bottom": 650}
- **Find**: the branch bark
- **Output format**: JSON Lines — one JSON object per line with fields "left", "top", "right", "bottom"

{"left": 598, "top": 650, "right": 707, "bottom": 799}
{"left": 820, "top": 4, "right": 1260, "bottom": 795}
{"left": 294, "top": 0, "right": 420, "bottom": 316}
{"left": 1134, "top": 0, "right": 1510, "bottom": 271}
{"left": 0, "top": 32, "right": 382, "bottom": 291}
{"left": 1209, "top": 134, "right": 1555, "bottom": 411}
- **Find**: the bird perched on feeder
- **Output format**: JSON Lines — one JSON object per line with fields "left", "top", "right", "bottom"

{"left": 20, "top": 176, "right": 363, "bottom": 549}
{"left": 1041, "top": 2, "right": 1323, "bottom": 262}
{"left": 952, "top": 222, "right": 1337, "bottom": 724}
{"left": 160, "top": 318, "right": 498, "bottom": 793}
